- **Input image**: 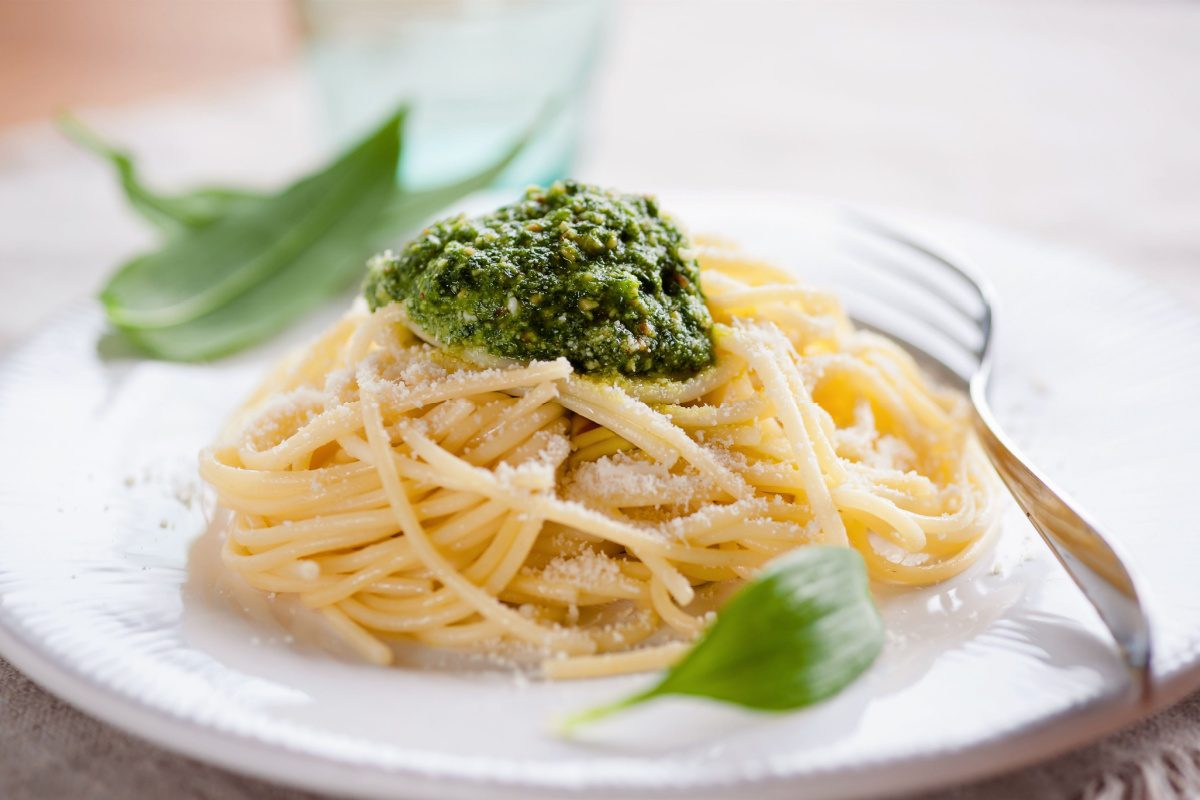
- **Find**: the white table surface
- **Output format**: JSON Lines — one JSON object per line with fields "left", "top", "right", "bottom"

{"left": 0, "top": 2, "right": 1197, "bottom": 798}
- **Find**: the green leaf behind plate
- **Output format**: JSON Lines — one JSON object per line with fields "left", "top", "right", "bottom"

{"left": 99, "top": 110, "right": 407, "bottom": 331}
{"left": 58, "top": 113, "right": 264, "bottom": 235}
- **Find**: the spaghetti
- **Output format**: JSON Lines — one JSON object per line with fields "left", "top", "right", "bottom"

{"left": 200, "top": 236, "right": 1001, "bottom": 678}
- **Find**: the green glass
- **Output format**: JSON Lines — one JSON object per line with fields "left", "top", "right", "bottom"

{"left": 301, "top": 0, "right": 608, "bottom": 191}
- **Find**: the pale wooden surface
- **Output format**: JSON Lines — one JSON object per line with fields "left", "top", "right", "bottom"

{"left": 1, "top": 2, "right": 1198, "bottom": 798}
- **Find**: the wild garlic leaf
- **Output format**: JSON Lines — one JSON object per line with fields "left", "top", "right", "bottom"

{"left": 373, "top": 150, "right": 522, "bottom": 244}
{"left": 58, "top": 113, "right": 263, "bottom": 235}
{"left": 369, "top": 102, "right": 551, "bottom": 244}
{"left": 109, "top": 113, "right": 534, "bottom": 361}
{"left": 115, "top": 163, "right": 396, "bottom": 361}
{"left": 562, "top": 547, "right": 884, "bottom": 733}
{"left": 100, "top": 109, "right": 407, "bottom": 331}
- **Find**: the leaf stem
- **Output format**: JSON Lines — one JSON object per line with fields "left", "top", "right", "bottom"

{"left": 556, "top": 689, "right": 657, "bottom": 737}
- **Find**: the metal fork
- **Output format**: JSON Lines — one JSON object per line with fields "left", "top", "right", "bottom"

{"left": 825, "top": 210, "right": 1152, "bottom": 697}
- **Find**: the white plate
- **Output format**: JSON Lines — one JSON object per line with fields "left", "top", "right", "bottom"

{"left": 2, "top": 194, "right": 1199, "bottom": 800}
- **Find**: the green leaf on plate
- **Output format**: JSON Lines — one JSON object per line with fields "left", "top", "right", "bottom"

{"left": 57, "top": 113, "right": 264, "bottom": 235}
{"left": 561, "top": 546, "right": 885, "bottom": 733}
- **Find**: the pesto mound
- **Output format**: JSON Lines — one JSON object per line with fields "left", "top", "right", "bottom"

{"left": 363, "top": 180, "right": 715, "bottom": 377}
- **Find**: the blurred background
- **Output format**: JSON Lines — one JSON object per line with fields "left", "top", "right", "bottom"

{"left": 0, "top": 0, "right": 1197, "bottom": 349}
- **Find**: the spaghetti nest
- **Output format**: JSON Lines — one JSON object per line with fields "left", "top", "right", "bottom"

{"left": 200, "top": 238, "right": 1001, "bottom": 678}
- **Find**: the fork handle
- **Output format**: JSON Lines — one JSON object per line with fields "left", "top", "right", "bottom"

{"left": 970, "top": 379, "right": 1152, "bottom": 693}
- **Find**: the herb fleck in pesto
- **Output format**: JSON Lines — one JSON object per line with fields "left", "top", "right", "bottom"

{"left": 363, "top": 181, "right": 715, "bottom": 376}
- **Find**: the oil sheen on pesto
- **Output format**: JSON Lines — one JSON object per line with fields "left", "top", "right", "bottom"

{"left": 363, "top": 181, "right": 715, "bottom": 376}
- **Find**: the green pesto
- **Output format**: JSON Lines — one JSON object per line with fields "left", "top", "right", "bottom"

{"left": 362, "top": 181, "right": 714, "bottom": 376}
